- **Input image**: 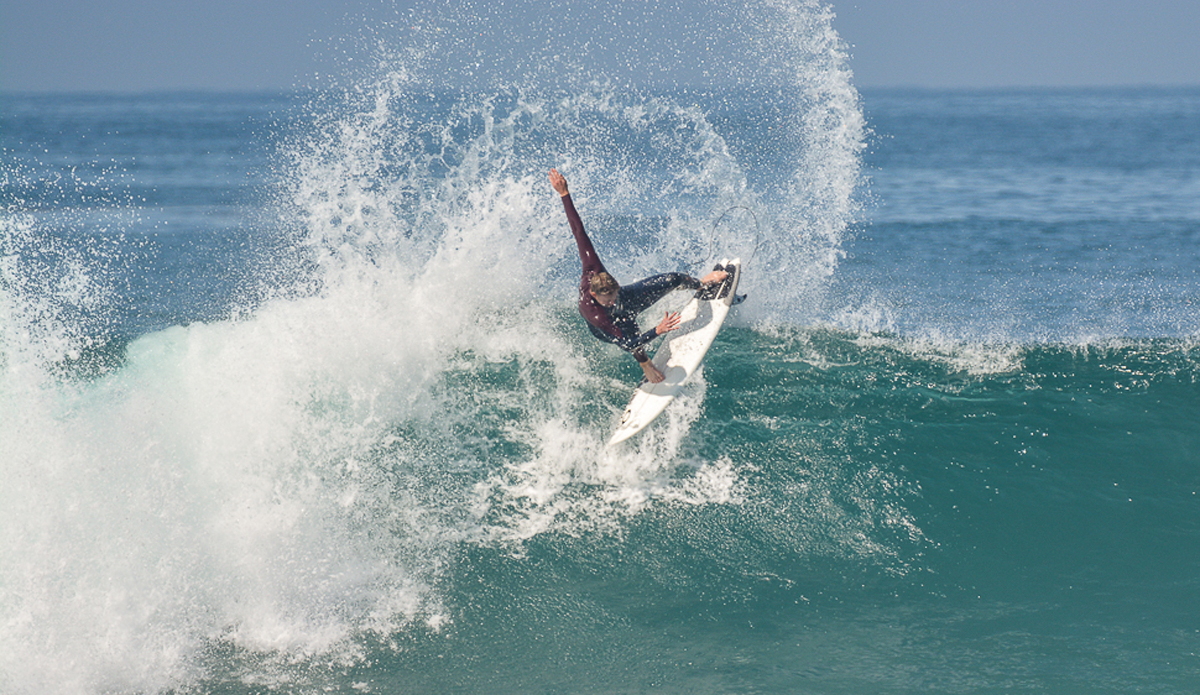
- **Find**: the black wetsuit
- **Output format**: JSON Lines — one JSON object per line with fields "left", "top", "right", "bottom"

{"left": 560, "top": 193, "right": 701, "bottom": 363}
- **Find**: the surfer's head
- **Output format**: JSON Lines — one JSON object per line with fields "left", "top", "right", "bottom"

{"left": 589, "top": 272, "right": 619, "bottom": 307}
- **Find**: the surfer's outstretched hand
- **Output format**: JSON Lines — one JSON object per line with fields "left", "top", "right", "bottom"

{"left": 548, "top": 168, "right": 569, "bottom": 196}
{"left": 656, "top": 311, "right": 682, "bottom": 336}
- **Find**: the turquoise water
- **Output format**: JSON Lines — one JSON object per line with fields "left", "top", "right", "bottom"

{"left": 3, "top": 1, "right": 1200, "bottom": 693}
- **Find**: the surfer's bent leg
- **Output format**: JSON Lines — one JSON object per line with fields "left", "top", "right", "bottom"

{"left": 619, "top": 273, "right": 702, "bottom": 315}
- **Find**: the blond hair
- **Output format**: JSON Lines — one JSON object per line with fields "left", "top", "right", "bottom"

{"left": 589, "top": 272, "right": 618, "bottom": 294}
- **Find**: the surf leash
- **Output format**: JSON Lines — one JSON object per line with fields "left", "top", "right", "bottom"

{"left": 707, "top": 205, "right": 763, "bottom": 270}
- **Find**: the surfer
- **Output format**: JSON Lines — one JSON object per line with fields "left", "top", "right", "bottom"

{"left": 550, "top": 168, "right": 727, "bottom": 383}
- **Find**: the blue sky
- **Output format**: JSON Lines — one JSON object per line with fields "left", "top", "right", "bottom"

{"left": 1, "top": 0, "right": 1196, "bottom": 92}
{"left": 836, "top": 0, "right": 1200, "bottom": 88}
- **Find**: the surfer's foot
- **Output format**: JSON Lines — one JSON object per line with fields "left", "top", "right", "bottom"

{"left": 700, "top": 269, "right": 728, "bottom": 286}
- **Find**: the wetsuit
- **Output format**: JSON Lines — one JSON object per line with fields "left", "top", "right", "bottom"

{"left": 561, "top": 193, "right": 702, "bottom": 363}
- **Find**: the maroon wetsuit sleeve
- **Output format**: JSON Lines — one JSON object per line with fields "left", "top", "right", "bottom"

{"left": 562, "top": 193, "right": 624, "bottom": 341}
{"left": 562, "top": 193, "right": 605, "bottom": 277}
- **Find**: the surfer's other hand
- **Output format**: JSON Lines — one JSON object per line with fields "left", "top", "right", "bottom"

{"left": 656, "top": 311, "right": 681, "bottom": 335}
{"left": 641, "top": 361, "right": 666, "bottom": 383}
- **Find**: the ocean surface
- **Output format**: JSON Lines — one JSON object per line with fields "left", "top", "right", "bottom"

{"left": 3, "top": 2, "right": 1200, "bottom": 693}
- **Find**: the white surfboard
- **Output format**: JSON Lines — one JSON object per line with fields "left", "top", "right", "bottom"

{"left": 608, "top": 258, "right": 742, "bottom": 446}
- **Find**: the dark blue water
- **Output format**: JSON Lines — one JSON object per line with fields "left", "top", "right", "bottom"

{"left": 3, "top": 3, "right": 1200, "bottom": 693}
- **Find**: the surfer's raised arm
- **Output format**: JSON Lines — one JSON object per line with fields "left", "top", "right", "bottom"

{"left": 549, "top": 168, "right": 604, "bottom": 277}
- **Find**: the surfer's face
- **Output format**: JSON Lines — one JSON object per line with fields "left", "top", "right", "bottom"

{"left": 591, "top": 289, "right": 618, "bottom": 307}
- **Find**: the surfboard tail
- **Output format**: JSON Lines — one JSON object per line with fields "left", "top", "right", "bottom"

{"left": 696, "top": 260, "right": 737, "bottom": 301}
